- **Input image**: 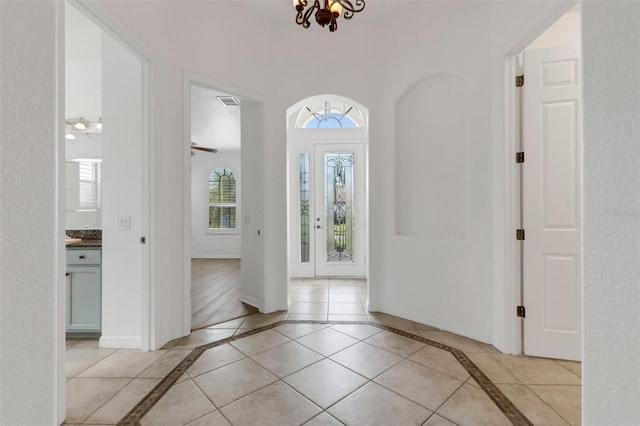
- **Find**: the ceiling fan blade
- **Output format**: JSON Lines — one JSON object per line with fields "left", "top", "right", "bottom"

{"left": 190, "top": 144, "right": 218, "bottom": 153}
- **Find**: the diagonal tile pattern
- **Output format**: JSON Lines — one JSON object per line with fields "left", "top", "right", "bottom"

{"left": 64, "top": 279, "right": 582, "bottom": 426}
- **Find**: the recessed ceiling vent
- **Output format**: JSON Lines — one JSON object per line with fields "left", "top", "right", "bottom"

{"left": 217, "top": 96, "right": 239, "bottom": 107}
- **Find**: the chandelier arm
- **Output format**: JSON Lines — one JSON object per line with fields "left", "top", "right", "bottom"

{"left": 334, "top": 0, "right": 365, "bottom": 20}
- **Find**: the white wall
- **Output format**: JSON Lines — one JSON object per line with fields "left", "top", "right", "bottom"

{"left": 0, "top": 1, "right": 65, "bottom": 424}
{"left": 525, "top": 8, "right": 580, "bottom": 52}
{"left": 191, "top": 151, "right": 241, "bottom": 258}
{"left": 582, "top": 2, "right": 640, "bottom": 424}
{"left": 99, "top": 31, "right": 143, "bottom": 349}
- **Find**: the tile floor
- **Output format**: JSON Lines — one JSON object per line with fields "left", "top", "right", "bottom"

{"left": 63, "top": 279, "right": 581, "bottom": 426}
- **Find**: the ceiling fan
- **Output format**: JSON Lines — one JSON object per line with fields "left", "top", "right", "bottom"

{"left": 190, "top": 142, "right": 218, "bottom": 155}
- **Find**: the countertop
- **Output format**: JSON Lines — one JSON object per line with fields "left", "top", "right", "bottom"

{"left": 65, "top": 230, "right": 102, "bottom": 248}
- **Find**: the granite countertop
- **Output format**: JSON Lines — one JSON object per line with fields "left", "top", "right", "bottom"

{"left": 66, "top": 230, "right": 102, "bottom": 248}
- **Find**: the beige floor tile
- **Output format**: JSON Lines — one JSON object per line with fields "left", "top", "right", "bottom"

{"left": 303, "top": 412, "right": 344, "bottom": 425}
{"left": 172, "top": 328, "right": 236, "bottom": 350}
{"left": 296, "top": 328, "right": 359, "bottom": 356}
{"left": 138, "top": 349, "right": 191, "bottom": 378}
{"left": 220, "top": 381, "right": 321, "bottom": 425}
{"left": 418, "top": 330, "right": 486, "bottom": 353}
{"left": 65, "top": 377, "right": 131, "bottom": 423}
{"left": 185, "top": 410, "right": 231, "bottom": 426}
{"left": 176, "top": 373, "right": 189, "bottom": 384}
{"left": 528, "top": 385, "right": 581, "bottom": 425}
{"left": 330, "top": 323, "right": 381, "bottom": 340}
{"left": 193, "top": 358, "right": 278, "bottom": 407}
{"left": 273, "top": 323, "right": 327, "bottom": 339}
{"left": 283, "top": 359, "right": 368, "bottom": 408}
{"left": 287, "top": 313, "right": 329, "bottom": 321}
{"left": 556, "top": 360, "right": 582, "bottom": 378}
{"left": 328, "top": 293, "right": 363, "bottom": 303}
{"left": 408, "top": 346, "right": 470, "bottom": 382}
{"left": 327, "top": 314, "right": 369, "bottom": 321}
{"left": 141, "top": 379, "right": 216, "bottom": 425}
{"left": 69, "top": 339, "right": 101, "bottom": 349}
{"left": 299, "top": 286, "right": 329, "bottom": 295}
{"left": 330, "top": 342, "right": 403, "bottom": 379}
{"left": 78, "top": 349, "right": 165, "bottom": 378}
{"left": 252, "top": 341, "right": 324, "bottom": 377}
{"left": 187, "top": 344, "right": 246, "bottom": 378}
{"left": 290, "top": 302, "right": 329, "bottom": 314}
{"left": 465, "top": 353, "right": 520, "bottom": 384}
{"left": 84, "top": 378, "right": 160, "bottom": 424}
{"left": 229, "top": 329, "right": 290, "bottom": 356}
{"left": 498, "top": 384, "right": 570, "bottom": 426}
{"left": 159, "top": 337, "right": 183, "bottom": 350}
{"left": 492, "top": 354, "right": 582, "bottom": 385}
{"left": 65, "top": 347, "right": 117, "bottom": 378}
{"left": 328, "top": 286, "right": 359, "bottom": 294}
{"left": 295, "top": 293, "right": 329, "bottom": 303}
{"left": 368, "top": 312, "right": 416, "bottom": 329}
{"left": 412, "top": 321, "right": 440, "bottom": 331}
{"left": 329, "top": 382, "right": 431, "bottom": 426}
{"left": 239, "top": 312, "right": 288, "bottom": 329}
{"left": 365, "top": 331, "right": 426, "bottom": 357}
{"left": 207, "top": 317, "right": 246, "bottom": 329}
{"left": 436, "top": 383, "right": 512, "bottom": 426}
{"left": 328, "top": 303, "right": 366, "bottom": 315}
{"left": 375, "top": 359, "right": 464, "bottom": 411}
{"left": 424, "top": 414, "right": 458, "bottom": 425}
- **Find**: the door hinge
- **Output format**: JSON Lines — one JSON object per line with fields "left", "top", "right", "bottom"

{"left": 516, "top": 229, "right": 525, "bottom": 240}
{"left": 517, "top": 305, "right": 526, "bottom": 318}
{"left": 140, "top": 236, "right": 146, "bottom": 244}
{"left": 515, "top": 75, "right": 524, "bottom": 87}
{"left": 515, "top": 152, "right": 525, "bottom": 163}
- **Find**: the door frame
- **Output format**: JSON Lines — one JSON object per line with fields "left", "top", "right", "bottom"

{"left": 66, "top": 1, "right": 155, "bottom": 350}
{"left": 182, "top": 72, "right": 266, "bottom": 332}
{"left": 502, "top": 2, "right": 578, "bottom": 355}
{"left": 285, "top": 95, "right": 370, "bottom": 304}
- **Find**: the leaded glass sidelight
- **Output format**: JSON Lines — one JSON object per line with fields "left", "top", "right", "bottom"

{"left": 324, "top": 153, "right": 355, "bottom": 262}
{"left": 299, "top": 154, "right": 310, "bottom": 263}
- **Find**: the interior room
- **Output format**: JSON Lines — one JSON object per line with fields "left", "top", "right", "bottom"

{"left": 1, "top": 1, "right": 639, "bottom": 425}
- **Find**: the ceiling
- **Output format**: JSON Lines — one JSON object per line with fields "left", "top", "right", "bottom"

{"left": 191, "top": 84, "right": 241, "bottom": 152}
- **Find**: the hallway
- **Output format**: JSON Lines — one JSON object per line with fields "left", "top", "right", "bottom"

{"left": 64, "top": 280, "right": 581, "bottom": 426}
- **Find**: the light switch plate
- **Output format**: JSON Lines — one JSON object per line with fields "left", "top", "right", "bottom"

{"left": 118, "top": 216, "right": 131, "bottom": 231}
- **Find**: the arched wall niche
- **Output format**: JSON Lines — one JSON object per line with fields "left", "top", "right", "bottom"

{"left": 394, "top": 73, "right": 470, "bottom": 239}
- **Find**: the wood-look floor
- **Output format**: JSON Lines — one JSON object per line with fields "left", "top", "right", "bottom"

{"left": 191, "top": 258, "right": 258, "bottom": 330}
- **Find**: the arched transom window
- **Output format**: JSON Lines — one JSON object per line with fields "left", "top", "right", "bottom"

{"left": 295, "top": 100, "right": 366, "bottom": 129}
{"left": 209, "top": 168, "right": 236, "bottom": 230}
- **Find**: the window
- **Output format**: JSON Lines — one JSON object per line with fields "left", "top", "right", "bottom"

{"left": 79, "top": 161, "right": 101, "bottom": 209}
{"left": 209, "top": 168, "right": 236, "bottom": 230}
{"left": 295, "top": 100, "right": 365, "bottom": 129}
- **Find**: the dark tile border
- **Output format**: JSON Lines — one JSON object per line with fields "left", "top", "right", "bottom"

{"left": 117, "top": 320, "right": 532, "bottom": 426}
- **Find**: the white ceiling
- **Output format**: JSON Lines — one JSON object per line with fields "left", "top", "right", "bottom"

{"left": 191, "top": 84, "right": 241, "bottom": 152}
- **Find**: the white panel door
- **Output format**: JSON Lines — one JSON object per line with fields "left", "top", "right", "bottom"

{"left": 523, "top": 45, "right": 582, "bottom": 361}
{"left": 314, "top": 143, "right": 365, "bottom": 277}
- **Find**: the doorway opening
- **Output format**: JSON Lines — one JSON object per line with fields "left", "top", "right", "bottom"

{"left": 187, "top": 82, "right": 257, "bottom": 330}
{"left": 506, "top": 4, "right": 582, "bottom": 361}
{"left": 286, "top": 95, "right": 370, "bottom": 308}
{"left": 184, "top": 76, "right": 265, "bottom": 331}
{"left": 64, "top": 1, "right": 152, "bottom": 351}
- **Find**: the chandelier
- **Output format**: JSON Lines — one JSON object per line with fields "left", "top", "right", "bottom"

{"left": 293, "top": 0, "right": 366, "bottom": 33}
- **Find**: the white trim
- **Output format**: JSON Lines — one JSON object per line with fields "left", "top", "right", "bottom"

{"left": 66, "top": 1, "right": 155, "bottom": 350}
{"left": 99, "top": 335, "right": 142, "bottom": 349}
{"left": 238, "top": 294, "right": 259, "bottom": 309}
{"left": 500, "top": 1, "right": 578, "bottom": 355}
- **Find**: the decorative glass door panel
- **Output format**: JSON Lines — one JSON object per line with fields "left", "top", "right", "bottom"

{"left": 314, "top": 144, "right": 365, "bottom": 277}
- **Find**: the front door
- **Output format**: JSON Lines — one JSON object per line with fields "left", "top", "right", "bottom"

{"left": 314, "top": 143, "right": 365, "bottom": 277}
{"left": 522, "top": 45, "right": 582, "bottom": 361}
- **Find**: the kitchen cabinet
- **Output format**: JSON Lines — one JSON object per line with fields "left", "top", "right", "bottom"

{"left": 66, "top": 248, "right": 101, "bottom": 334}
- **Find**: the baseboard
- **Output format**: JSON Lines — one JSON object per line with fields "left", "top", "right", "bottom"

{"left": 99, "top": 335, "right": 142, "bottom": 349}
{"left": 238, "top": 294, "right": 259, "bottom": 309}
